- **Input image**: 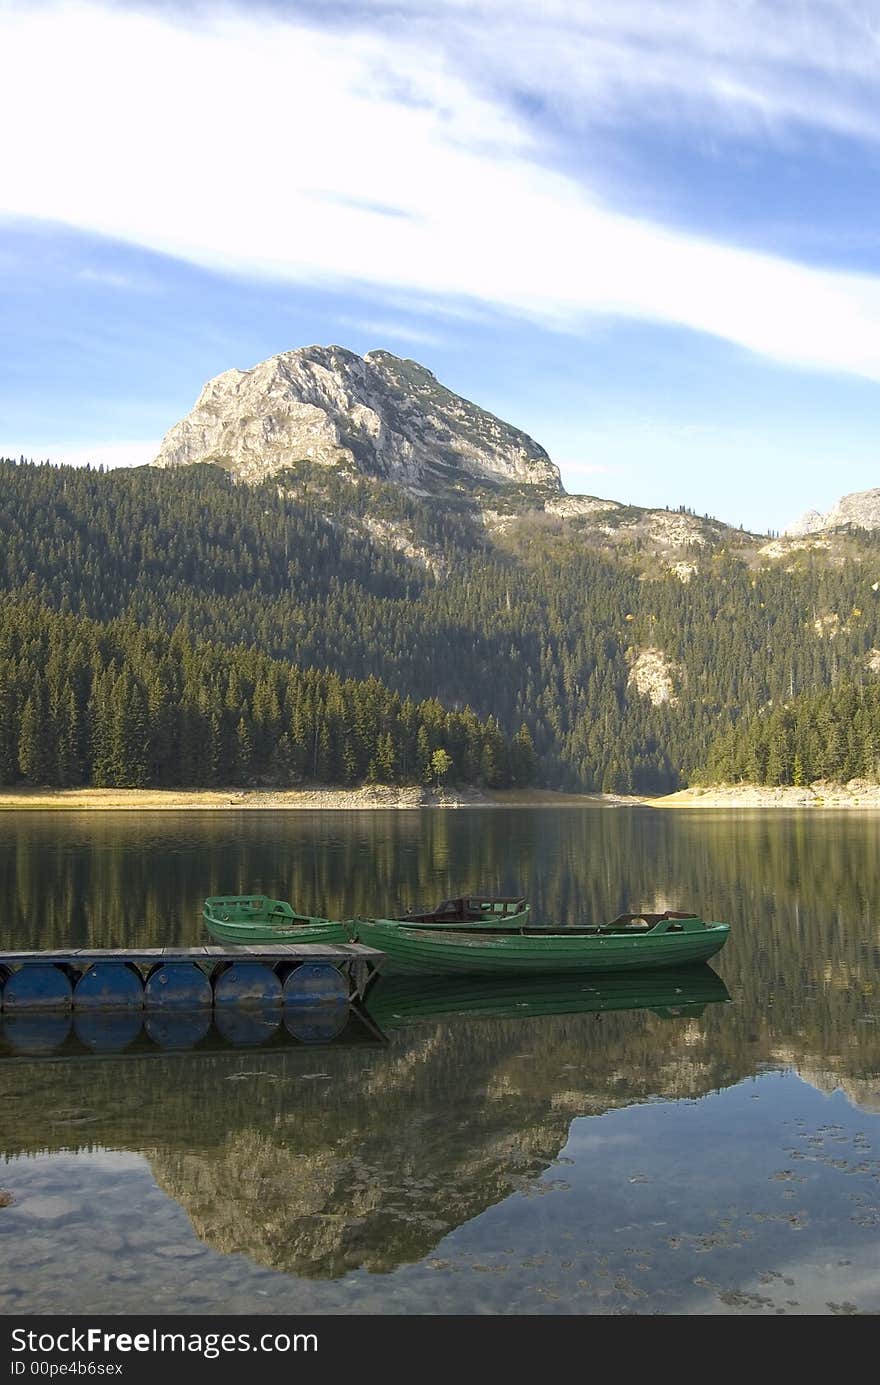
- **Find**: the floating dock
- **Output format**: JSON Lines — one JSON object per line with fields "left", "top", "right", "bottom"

{"left": 0, "top": 943, "right": 385, "bottom": 1013}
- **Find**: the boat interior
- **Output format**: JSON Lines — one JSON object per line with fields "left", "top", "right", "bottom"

{"left": 396, "top": 896, "right": 529, "bottom": 923}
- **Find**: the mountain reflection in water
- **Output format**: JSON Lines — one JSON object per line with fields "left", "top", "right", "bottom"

{"left": 1, "top": 807, "right": 879, "bottom": 1312}
{"left": 0, "top": 969, "right": 735, "bottom": 1278}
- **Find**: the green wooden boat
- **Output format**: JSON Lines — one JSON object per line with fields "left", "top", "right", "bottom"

{"left": 202, "top": 895, "right": 351, "bottom": 945}
{"left": 352, "top": 910, "right": 729, "bottom": 975}
{"left": 366, "top": 966, "right": 730, "bottom": 1028}
{"left": 384, "top": 895, "right": 530, "bottom": 929}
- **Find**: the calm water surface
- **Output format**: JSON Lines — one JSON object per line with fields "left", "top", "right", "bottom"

{"left": 0, "top": 807, "right": 878, "bottom": 1315}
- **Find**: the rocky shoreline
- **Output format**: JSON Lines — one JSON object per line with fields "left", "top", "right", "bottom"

{"left": 652, "top": 779, "right": 880, "bottom": 808}
{"left": 3, "top": 781, "right": 880, "bottom": 810}
{"left": 0, "top": 785, "right": 628, "bottom": 811}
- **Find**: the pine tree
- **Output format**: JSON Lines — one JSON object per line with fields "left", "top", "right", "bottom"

{"left": 510, "top": 723, "right": 537, "bottom": 786}
{"left": 0, "top": 666, "right": 18, "bottom": 783}
{"left": 235, "top": 716, "right": 253, "bottom": 783}
{"left": 18, "top": 696, "right": 46, "bottom": 783}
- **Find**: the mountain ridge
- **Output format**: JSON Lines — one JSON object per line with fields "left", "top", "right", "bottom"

{"left": 152, "top": 343, "right": 562, "bottom": 495}
{"left": 787, "top": 487, "right": 880, "bottom": 536}
{"left": 150, "top": 342, "right": 783, "bottom": 567}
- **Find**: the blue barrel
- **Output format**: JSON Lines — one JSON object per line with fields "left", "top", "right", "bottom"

{"left": 144, "top": 1011, "right": 211, "bottom": 1050}
{"left": 2, "top": 964, "right": 73, "bottom": 1011}
{"left": 0, "top": 1014, "right": 72, "bottom": 1054}
{"left": 213, "top": 963, "right": 282, "bottom": 1009}
{"left": 284, "top": 1000, "right": 349, "bottom": 1043}
{"left": 74, "top": 962, "right": 144, "bottom": 1010}
{"left": 213, "top": 1006, "right": 280, "bottom": 1047}
{"left": 74, "top": 1010, "right": 142, "bottom": 1052}
{"left": 283, "top": 962, "right": 348, "bottom": 1008}
{"left": 145, "top": 962, "right": 212, "bottom": 1010}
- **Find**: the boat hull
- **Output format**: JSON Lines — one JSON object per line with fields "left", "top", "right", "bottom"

{"left": 202, "top": 896, "right": 351, "bottom": 946}
{"left": 353, "top": 919, "right": 730, "bottom": 975}
{"left": 203, "top": 916, "right": 351, "bottom": 945}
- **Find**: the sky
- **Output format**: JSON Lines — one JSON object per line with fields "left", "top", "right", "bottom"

{"left": 3, "top": 1, "right": 880, "bottom": 532}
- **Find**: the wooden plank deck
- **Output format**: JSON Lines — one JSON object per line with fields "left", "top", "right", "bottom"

{"left": 0, "top": 944, "right": 383, "bottom": 965}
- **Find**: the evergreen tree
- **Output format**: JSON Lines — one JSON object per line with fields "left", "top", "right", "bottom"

{"left": 510, "top": 723, "right": 537, "bottom": 786}
{"left": 18, "top": 695, "right": 48, "bottom": 783}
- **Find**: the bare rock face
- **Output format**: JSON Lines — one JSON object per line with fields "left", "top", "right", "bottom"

{"left": 626, "top": 647, "right": 682, "bottom": 706}
{"left": 544, "top": 495, "right": 622, "bottom": 520}
{"left": 785, "top": 509, "right": 825, "bottom": 537}
{"left": 151, "top": 344, "right": 561, "bottom": 493}
{"left": 787, "top": 489, "right": 880, "bottom": 535}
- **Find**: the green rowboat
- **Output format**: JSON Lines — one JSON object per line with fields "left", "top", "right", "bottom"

{"left": 203, "top": 895, "right": 351, "bottom": 945}
{"left": 366, "top": 966, "right": 730, "bottom": 1028}
{"left": 352, "top": 911, "right": 729, "bottom": 975}
{"left": 385, "top": 895, "right": 530, "bottom": 929}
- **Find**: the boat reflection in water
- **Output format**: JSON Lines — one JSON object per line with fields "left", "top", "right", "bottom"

{"left": 365, "top": 965, "right": 729, "bottom": 1030}
{"left": 0, "top": 966, "right": 728, "bottom": 1060}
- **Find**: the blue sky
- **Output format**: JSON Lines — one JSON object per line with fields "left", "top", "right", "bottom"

{"left": 4, "top": 1, "right": 880, "bottom": 532}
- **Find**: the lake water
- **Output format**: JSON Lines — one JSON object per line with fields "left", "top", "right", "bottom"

{"left": 0, "top": 807, "right": 878, "bottom": 1315}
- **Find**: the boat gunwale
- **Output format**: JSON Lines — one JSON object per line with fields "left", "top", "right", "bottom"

{"left": 357, "top": 915, "right": 727, "bottom": 942}
{"left": 357, "top": 925, "right": 731, "bottom": 947}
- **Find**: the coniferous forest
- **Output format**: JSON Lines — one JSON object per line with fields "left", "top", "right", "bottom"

{"left": 700, "top": 679, "right": 880, "bottom": 786}
{"left": 0, "top": 599, "right": 533, "bottom": 790}
{"left": 4, "top": 456, "right": 880, "bottom": 791}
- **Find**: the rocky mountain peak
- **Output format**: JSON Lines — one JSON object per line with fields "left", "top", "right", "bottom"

{"left": 151, "top": 344, "right": 562, "bottom": 494}
{"left": 786, "top": 487, "right": 880, "bottom": 535}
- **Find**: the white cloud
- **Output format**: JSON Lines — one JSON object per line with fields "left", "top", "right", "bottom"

{"left": 4, "top": 441, "right": 159, "bottom": 469}
{"left": 4, "top": 3, "right": 880, "bottom": 379}
{"left": 344, "top": 0, "right": 880, "bottom": 143}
